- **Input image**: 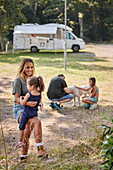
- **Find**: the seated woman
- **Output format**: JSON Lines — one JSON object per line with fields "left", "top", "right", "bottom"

{"left": 13, "top": 58, "right": 48, "bottom": 159}
{"left": 75, "top": 77, "right": 99, "bottom": 110}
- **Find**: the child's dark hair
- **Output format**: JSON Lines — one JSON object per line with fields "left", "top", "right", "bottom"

{"left": 27, "top": 76, "right": 44, "bottom": 92}
{"left": 89, "top": 77, "right": 96, "bottom": 87}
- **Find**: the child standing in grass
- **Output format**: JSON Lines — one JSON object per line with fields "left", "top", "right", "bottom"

{"left": 15, "top": 76, "right": 44, "bottom": 149}
{"left": 76, "top": 77, "right": 99, "bottom": 110}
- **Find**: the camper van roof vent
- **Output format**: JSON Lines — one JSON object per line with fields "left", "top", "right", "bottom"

{"left": 35, "top": 23, "right": 39, "bottom": 26}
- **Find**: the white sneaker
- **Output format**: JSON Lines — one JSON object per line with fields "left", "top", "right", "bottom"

{"left": 89, "top": 103, "right": 97, "bottom": 110}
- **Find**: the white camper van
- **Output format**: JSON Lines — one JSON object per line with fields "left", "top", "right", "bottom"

{"left": 13, "top": 23, "right": 85, "bottom": 53}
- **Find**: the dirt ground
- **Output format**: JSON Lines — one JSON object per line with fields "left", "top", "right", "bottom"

{"left": 0, "top": 44, "right": 113, "bottom": 168}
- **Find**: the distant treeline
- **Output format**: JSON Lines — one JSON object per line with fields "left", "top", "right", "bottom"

{"left": 0, "top": 0, "right": 113, "bottom": 51}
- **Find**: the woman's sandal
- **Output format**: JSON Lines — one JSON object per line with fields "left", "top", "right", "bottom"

{"left": 14, "top": 142, "right": 24, "bottom": 150}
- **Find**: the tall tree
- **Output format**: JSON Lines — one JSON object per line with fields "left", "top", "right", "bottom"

{"left": 0, "top": 0, "right": 26, "bottom": 51}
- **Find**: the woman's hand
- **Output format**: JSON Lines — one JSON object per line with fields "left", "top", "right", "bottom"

{"left": 74, "top": 85, "right": 80, "bottom": 89}
{"left": 26, "top": 101, "right": 37, "bottom": 107}
{"left": 75, "top": 85, "right": 90, "bottom": 91}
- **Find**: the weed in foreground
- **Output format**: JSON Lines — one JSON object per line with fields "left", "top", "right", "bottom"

{"left": 99, "top": 108, "right": 113, "bottom": 169}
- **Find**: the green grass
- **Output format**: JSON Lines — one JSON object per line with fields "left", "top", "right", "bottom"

{"left": 0, "top": 50, "right": 112, "bottom": 93}
{"left": 0, "top": 50, "right": 112, "bottom": 78}
{"left": 9, "top": 141, "right": 101, "bottom": 170}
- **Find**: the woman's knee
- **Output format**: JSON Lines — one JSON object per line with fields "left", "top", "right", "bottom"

{"left": 28, "top": 117, "right": 41, "bottom": 127}
{"left": 35, "top": 118, "right": 42, "bottom": 127}
{"left": 24, "top": 124, "right": 32, "bottom": 138}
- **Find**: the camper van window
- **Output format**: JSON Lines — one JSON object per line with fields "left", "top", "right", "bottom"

{"left": 50, "top": 34, "right": 53, "bottom": 40}
{"left": 66, "top": 32, "right": 70, "bottom": 39}
{"left": 70, "top": 33, "right": 75, "bottom": 40}
{"left": 66, "top": 32, "right": 75, "bottom": 40}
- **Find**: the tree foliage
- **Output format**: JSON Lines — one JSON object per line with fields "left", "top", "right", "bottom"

{"left": 0, "top": 0, "right": 26, "bottom": 50}
{"left": 0, "top": 0, "right": 113, "bottom": 51}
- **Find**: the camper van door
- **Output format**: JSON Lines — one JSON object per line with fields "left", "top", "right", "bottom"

{"left": 47, "top": 34, "right": 54, "bottom": 50}
{"left": 66, "top": 32, "right": 75, "bottom": 49}
{"left": 25, "top": 35, "right": 31, "bottom": 49}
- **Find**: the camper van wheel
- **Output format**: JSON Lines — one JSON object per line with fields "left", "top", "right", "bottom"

{"left": 31, "top": 46, "right": 39, "bottom": 53}
{"left": 72, "top": 45, "right": 79, "bottom": 52}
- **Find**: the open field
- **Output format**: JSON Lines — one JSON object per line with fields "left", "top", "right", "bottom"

{"left": 0, "top": 44, "right": 113, "bottom": 169}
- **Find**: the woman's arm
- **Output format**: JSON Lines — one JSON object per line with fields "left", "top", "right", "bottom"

{"left": 15, "top": 93, "right": 21, "bottom": 104}
{"left": 26, "top": 101, "right": 37, "bottom": 107}
{"left": 14, "top": 93, "right": 37, "bottom": 107}
{"left": 74, "top": 85, "right": 90, "bottom": 91}
{"left": 20, "top": 93, "right": 30, "bottom": 106}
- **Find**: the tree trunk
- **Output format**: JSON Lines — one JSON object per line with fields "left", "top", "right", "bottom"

{"left": 0, "top": 25, "right": 4, "bottom": 51}
{"left": 79, "top": 17, "right": 83, "bottom": 38}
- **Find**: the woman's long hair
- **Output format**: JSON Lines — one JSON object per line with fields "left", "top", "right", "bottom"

{"left": 89, "top": 77, "right": 96, "bottom": 87}
{"left": 17, "top": 58, "right": 35, "bottom": 80}
{"left": 89, "top": 77, "right": 96, "bottom": 93}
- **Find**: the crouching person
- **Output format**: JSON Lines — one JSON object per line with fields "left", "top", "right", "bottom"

{"left": 47, "top": 74, "right": 73, "bottom": 110}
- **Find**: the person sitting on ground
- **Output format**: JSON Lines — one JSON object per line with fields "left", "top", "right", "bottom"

{"left": 75, "top": 77, "right": 99, "bottom": 110}
{"left": 15, "top": 76, "right": 48, "bottom": 158}
{"left": 47, "top": 74, "right": 73, "bottom": 110}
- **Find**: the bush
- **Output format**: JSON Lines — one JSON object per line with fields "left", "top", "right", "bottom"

{"left": 99, "top": 109, "right": 113, "bottom": 169}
